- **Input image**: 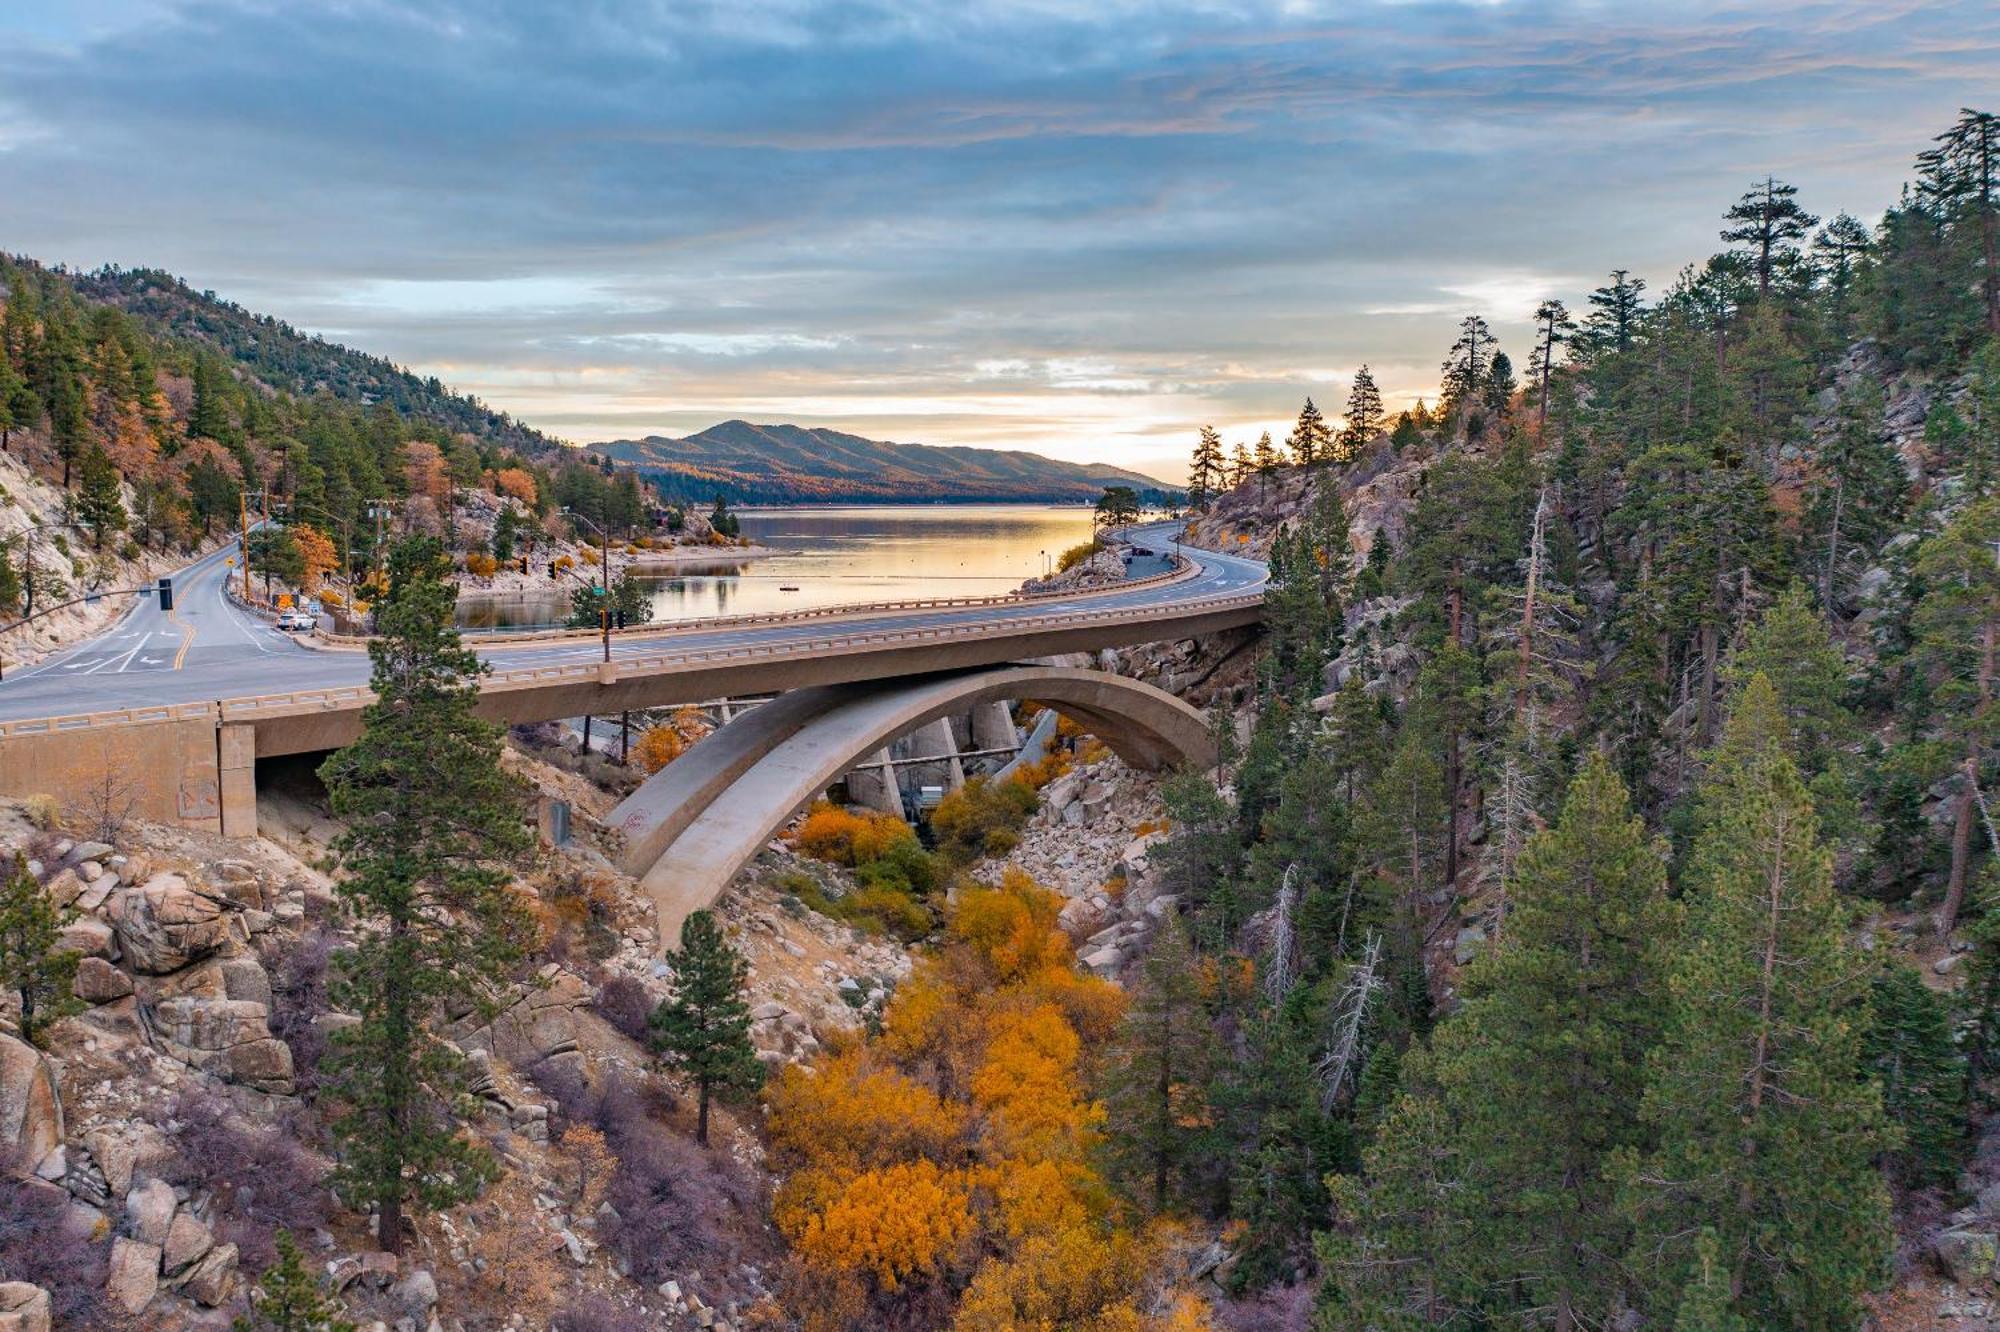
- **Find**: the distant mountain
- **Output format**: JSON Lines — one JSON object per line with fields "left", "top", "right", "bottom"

{"left": 587, "top": 420, "right": 1177, "bottom": 504}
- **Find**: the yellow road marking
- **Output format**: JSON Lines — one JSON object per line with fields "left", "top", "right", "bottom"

{"left": 170, "top": 605, "right": 193, "bottom": 670}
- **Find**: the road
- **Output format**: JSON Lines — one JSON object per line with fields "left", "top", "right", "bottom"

{"left": 0, "top": 521, "right": 1266, "bottom": 725}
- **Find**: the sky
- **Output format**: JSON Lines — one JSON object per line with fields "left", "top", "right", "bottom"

{"left": 2, "top": 2, "right": 1997, "bottom": 483}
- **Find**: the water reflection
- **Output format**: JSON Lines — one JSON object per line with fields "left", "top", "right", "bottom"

{"left": 457, "top": 504, "right": 1103, "bottom": 630}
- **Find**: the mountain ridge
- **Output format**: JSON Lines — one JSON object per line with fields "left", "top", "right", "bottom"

{"left": 587, "top": 419, "right": 1179, "bottom": 504}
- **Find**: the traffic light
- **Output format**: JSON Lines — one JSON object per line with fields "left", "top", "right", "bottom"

{"left": 549, "top": 562, "right": 558, "bottom": 580}
{"left": 519, "top": 557, "right": 529, "bottom": 574}
{"left": 157, "top": 577, "right": 174, "bottom": 613}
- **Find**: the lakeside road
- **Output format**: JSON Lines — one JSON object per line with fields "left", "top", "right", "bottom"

{"left": 0, "top": 521, "right": 1266, "bottom": 725}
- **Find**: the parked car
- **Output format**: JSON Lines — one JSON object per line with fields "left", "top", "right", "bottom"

{"left": 276, "top": 609, "right": 318, "bottom": 632}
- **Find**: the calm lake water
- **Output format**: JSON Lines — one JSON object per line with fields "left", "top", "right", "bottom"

{"left": 461, "top": 504, "right": 1101, "bottom": 628}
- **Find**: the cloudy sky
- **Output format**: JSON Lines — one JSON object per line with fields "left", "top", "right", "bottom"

{"left": 2, "top": 1, "right": 1996, "bottom": 481}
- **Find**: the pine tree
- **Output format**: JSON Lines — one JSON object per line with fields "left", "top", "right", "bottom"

{"left": 1720, "top": 177, "right": 1819, "bottom": 300}
{"left": 1625, "top": 676, "right": 1891, "bottom": 1328}
{"left": 232, "top": 1230, "right": 355, "bottom": 1332}
{"left": 0, "top": 546, "right": 20, "bottom": 618}
{"left": 1315, "top": 1050, "right": 1478, "bottom": 1326}
{"left": 1337, "top": 365, "right": 1383, "bottom": 462}
{"left": 1529, "top": 299, "right": 1576, "bottom": 436}
{"left": 1727, "top": 583, "right": 1857, "bottom": 783}
{"left": 1225, "top": 987, "right": 1351, "bottom": 1289}
{"left": 1429, "top": 755, "right": 1674, "bottom": 1329}
{"left": 1155, "top": 767, "right": 1244, "bottom": 941}
{"left": 1253, "top": 430, "right": 1279, "bottom": 496}
{"left": 1288, "top": 399, "right": 1332, "bottom": 478}
{"left": 0, "top": 854, "right": 82, "bottom": 1048}
{"left": 1808, "top": 379, "right": 1905, "bottom": 612}
{"left": 76, "top": 445, "right": 127, "bottom": 549}
{"left": 1917, "top": 108, "right": 2000, "bottom": 336}
{"left": 1482, "top": 350, "right": 1517, "bottom": 422}
{"left": 190, "top": 353, "right": 231, "bottom": 442}
{"left": 1439, "top": 314, "right": 1495, "bottom": 418}
{"left": 1230, "top": 439, "right": 1253, "bottom": 489}
{"left": 1912, "top": 498, "right": 2000, "bottom": 933}
{"left": 649, "top": 908, "right": 763, "bottom": 1146}
{"left": 1582, "top": 269, "right": 1648, "bottom": 358}
{"left": 1866, "top": 961, "right": 1968, "bottom": 1189}
{"left": 1101, "top": 915, "right": 1219, "bottom": 1213}
{"left": 0, "top": 355, "right": 23, "bottom": 453}
{"left": 316, "top": 536, "right": 534, "bottom": 1253}
{"left": 1189, "top": 426, "right": 1225, "bottom": 510}
{"left": 1672, "top": 1230, "right": 1749, "bottom": 1332}
{"left": 1813, "top": 213, "right": 1874, "bottom": 342}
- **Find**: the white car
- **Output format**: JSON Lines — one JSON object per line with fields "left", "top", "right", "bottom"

{"left": 275, "top": 610, "right": 318, "bottom": 632}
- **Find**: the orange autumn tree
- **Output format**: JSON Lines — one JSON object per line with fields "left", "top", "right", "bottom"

{"left": 491, "top": 466, "right": 538, "bottom": 505}
{"left": 764, "top": 870, "right": 1212, "bottom": 1332}
{"left": 292, "top": 523, "right": 340, "bottom": 591}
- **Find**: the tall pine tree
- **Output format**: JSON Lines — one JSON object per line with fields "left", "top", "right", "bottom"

{"left": 316, "top": 536, "right": 534, "bottom": 1253}
{"left": 649, "top": 908, "right": 763, "bottom": 1146}
{"left": 1624, "top": 676, "right": 1891, "bottom": 1328}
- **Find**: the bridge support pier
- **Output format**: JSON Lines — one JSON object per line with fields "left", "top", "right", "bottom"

{"left": 846, "top": 748, "right": 903, "bottom": 817}
{"left": 971, "top": 700, "right": 1017, "bottom": 752}
{"left": 908, "top": 717, "right": 965, "bottom": 791}
{"left": 218, "top": 723, "right": 257, "bottom": 838}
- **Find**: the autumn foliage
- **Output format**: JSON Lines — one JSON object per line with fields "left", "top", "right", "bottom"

{"left": 789, "top": 800, "right": 920, "bottom": 867}
{"left": 765, "top": 870, "right": 1210, "bottom": 1331}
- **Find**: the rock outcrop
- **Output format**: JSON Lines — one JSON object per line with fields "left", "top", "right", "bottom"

{"left": 0, "top": 1036, "right": 62, "bottom": 1170}
{"left": 107, "top": 874, "right": 235, "bottom": 974}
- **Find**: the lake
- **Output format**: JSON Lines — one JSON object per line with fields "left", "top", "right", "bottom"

{"left": 460, "top": 504, "right": 1102, "bottom": 628}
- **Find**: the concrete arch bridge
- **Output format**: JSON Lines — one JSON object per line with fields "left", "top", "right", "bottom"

{"left": 607, "top": 665, "right": 1215, "bottom": 947}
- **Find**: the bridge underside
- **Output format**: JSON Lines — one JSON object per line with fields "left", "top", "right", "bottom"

{"left": 610, "top": 665, "right": 1215, "bottom": 951}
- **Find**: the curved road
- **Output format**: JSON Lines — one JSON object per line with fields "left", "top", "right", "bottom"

{"left": 0, "top": 522, "right": 1266, "bottom": 725}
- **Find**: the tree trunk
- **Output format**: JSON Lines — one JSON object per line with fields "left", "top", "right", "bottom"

{"left": 379, "top": 1194, "right": 405, "bottom": 1258}
{"left": 1946, "top": 616, "right": 2000, "bottom": 934}
{"left": 1697, "top": 621, "right": 1719, "bottom": 747}
{"left": 1941, "top": 775, "right": 1977, "bottom": 937}
{"left": 1822, "top": 477, "right": 1845, "bottom": 612}
{"left": 696, "top": 1079, "right": 711, "bottom": 1147}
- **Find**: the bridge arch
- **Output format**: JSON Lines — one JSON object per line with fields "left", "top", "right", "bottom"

{"left": 612, "top": 666, "right": 1214, "bottom": 949}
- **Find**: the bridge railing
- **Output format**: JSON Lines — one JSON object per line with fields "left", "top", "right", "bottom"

{"left": 306, "top": 545, "right": 1211, "bottom": 651}
{"left": 0, "top": 700, "right": 218, "bottom": 738}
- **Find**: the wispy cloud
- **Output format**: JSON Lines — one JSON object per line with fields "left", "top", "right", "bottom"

{"left": 0, "top": 0, "right": 1994, "bottom": 473}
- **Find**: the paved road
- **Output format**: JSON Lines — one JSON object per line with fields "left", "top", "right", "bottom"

{"left": 0, "top": 521, "right": 1265, "bottom": 724}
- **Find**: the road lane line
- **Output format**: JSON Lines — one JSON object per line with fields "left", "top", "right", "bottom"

{"left": 169, "top": 605, "right": 194, "bottom": 669}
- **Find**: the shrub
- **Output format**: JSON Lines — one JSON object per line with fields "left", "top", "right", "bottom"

{"left": 1055, "top": 541, "right": 1099, "bottom": 573}
{"left": 633, "top": 724, "right": 686, "bottom": 774}
{"left": 929, "top": 778, "right": 1039, "bottom": 865}
{"left": 538, "top": 1066, "right": 772, "bottom": 1298}
{"left": 261, "top": 926, "right": 336, "bottom": 1095}
{"left": 0, "top": 1164, "right": 110, "bottom": 1324}
{"left": 833, "top": 885, "right": 933, "bottom": 941}
{"left": 157, "top": 1090, "right": 331, "bottom": 1267}
{"left": 595, "top": 974, "right": 656, "bottom": 1044}
{"left": 465, "top": 552, "right": 499, "bottom": 577}
{"left": 790, "top": 802, "right": 913, "bottom": 868}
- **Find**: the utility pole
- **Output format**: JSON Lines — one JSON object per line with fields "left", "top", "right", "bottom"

{"left": 239, "top": 489, "right": 251, "bottom": 602}
{"left": 562, "top": 506, "right": 614, "bottom": 663}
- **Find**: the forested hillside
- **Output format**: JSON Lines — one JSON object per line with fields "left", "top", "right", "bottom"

{"left": 1114, "top": 108, "right": 2000, "bottom": 1329}
{"left": 0, "top": 255, "right": 662, "bottom": 628}
{"left": 592, "top": 418, "right": 1177, "bottom": 505}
